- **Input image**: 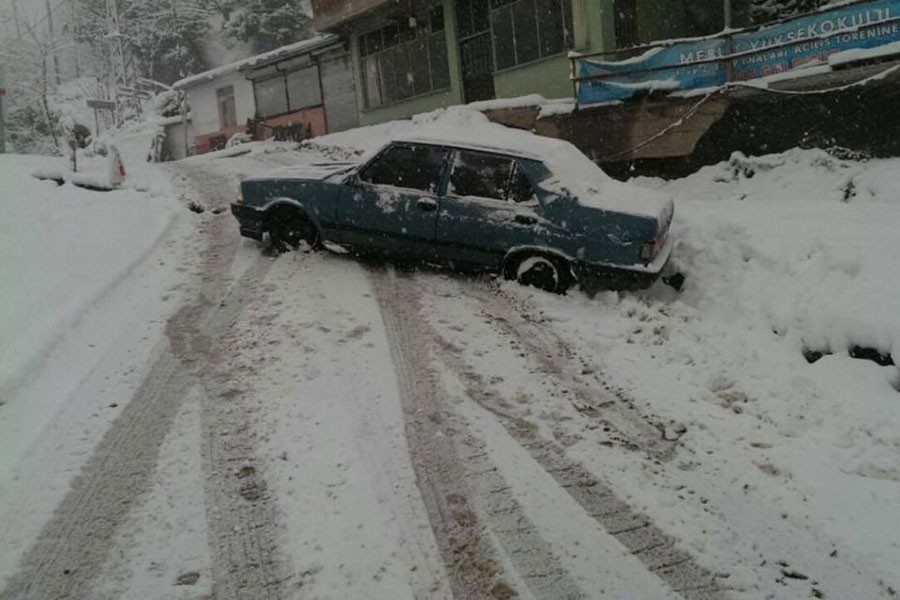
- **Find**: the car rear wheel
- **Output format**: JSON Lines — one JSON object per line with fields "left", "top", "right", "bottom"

{"left": 268, "top": 207, "right": 319, "bottom": 252}
{"left": 506, "top": 253, "right": 573, "bottom": 294}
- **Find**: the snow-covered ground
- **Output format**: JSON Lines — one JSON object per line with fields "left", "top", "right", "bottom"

{"left": 501, "top": 148, "right": 900, "bottom": 597}
{"left": 1, "top": 108, "right": 898, "bottom": 599}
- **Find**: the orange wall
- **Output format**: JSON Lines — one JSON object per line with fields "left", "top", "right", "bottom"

{"left": 194, "top": 124, "right": 245, "bottom": 155}
{"left": 192, "top": 106, "right": 328, "bottom": 155}
{"left": 260, "top": 106, "right": 327, "bottom": 140}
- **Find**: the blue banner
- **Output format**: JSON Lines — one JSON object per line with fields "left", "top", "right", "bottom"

{"left": 732, "top": 0, "right": 900, "bottom": 79}
{"left": 577, "top": 39, "right": 728, "bottom": 104}
{"left": 576, "top": 0, "right": 900, "bottom": 105}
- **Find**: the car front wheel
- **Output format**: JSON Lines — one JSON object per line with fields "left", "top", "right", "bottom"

{"left": 268, "top": 207, "right": 319, "bottom": 251}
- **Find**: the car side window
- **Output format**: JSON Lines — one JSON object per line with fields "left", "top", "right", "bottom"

{"left": 359, "top": 144, "right": 449, "bottom": 193}
{"left": 508, "top": 162, "right": 536, "bottom": 204}
{"left": 449, "top": 150, "right": 515, "bottom": 201}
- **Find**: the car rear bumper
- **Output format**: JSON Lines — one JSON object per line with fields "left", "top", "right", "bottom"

{"left": 231, "top": 203, "right": 265, "bottom": 241}
{"left": 575, "top": 235, "right": 674, "bottom": 290}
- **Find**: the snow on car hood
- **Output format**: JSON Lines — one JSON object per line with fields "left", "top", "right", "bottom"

{"left": 246, "top": 161, "right": 357, "bottom": 182}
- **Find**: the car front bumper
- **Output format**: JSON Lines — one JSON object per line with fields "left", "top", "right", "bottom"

{"left": 231, "top": 203, "right": 266, "bottom": 241}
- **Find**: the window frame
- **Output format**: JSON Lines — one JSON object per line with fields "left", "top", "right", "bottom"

{"left": 251, "top": 65, "right": 324, "bottom": 120}
{"left": 446, "top": 148, "right": 539, "bottom": 207}
{"left": 488, "top": 0, "right": 574, "bottom": 73}
{"left": 358, "top": 3, "right": 452, "bottom": 110}
{"left": 357, "top": 142, "right": 451, "bottom": 195}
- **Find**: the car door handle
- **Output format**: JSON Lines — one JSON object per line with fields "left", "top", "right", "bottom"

{"left": 514, "top": 214, "right": 538, "bottom": 225}
{"left": 417, "top": 198, "right": 438, "bottom": 212}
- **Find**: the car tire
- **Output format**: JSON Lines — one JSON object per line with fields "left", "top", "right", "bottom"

{"left": 268, "top": 206, "right": 320, "bottom": 252}
{"left": 506, "top": 253, "right": 573, "bottom": 295}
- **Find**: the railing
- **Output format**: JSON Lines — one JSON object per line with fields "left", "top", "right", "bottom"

{"left": 570, "top": 0, "right": 900, "bottom": 106}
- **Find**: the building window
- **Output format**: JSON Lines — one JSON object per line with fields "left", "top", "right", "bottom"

{"left": 253, "top": 65, "right": 323, "bottom": 119}
{"left": 614, "top": 0, "right": 638, "bottom": 48}
{"left": 254, "top": 76, "right": 289, "bottom": 118}
{"left": 286, "top": 66, "right": 322, "bottom": 111}
{"left": 358, "top": 5, "right": 451, "bottom": 109}
{"left": 490, "top": 0, "right": 573, "bottom": 71}
{"left": 217, "top": 85, "right": 236, "bottom": 129}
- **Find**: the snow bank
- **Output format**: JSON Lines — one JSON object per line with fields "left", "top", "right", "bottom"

{"left": 0, "top": 155, "right": 181, "bottom": 399}
{"left": 645, "top": 149, "right": 900, "bottom": 360}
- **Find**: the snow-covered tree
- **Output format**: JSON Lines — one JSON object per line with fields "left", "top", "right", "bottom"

{"left": 219, "top": 0, "right": 313, "bottom": 53}
{"left": 0, "top": 10, "right": 64, "bottom": 153}
{"left": 125, "top": 0, "right": 213, "bottom": 84}
{"left": 70, "top": 0, "right": 212, "bottom": 86}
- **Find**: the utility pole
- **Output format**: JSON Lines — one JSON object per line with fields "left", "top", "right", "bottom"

{"left": 1, "top": 67, "right": 6, "bottom": 154}
{"left": 106, "top": 0, "right": 130, "bottom": 123}
{"left": 12, "top": 0, "right": 22, "bottom": 40}
{"left": 724, "top": 0, "right": 733, "bottom": 29}
{"left": 45, "top": 0, "right": 62, "bottom": 85}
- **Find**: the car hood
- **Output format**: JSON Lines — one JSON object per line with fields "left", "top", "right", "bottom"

{"left": 246, "top": 161, "right": 358, "bottom": 182}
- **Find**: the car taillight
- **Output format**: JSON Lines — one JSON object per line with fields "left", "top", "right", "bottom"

{"left": 640, "top": 240, "right": 661, "bottom": 261}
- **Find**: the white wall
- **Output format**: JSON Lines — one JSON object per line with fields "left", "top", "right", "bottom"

{"left": 185, "top": 71, "right": 256, "bottom": 138}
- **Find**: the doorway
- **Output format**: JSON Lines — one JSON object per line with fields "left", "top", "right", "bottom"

{"left": 455, "top": 0, "right": 496, "bottom": 103}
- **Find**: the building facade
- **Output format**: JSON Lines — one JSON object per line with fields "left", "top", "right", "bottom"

{"left": 309, "top": 0, "right": 733, "bottom": 127}
{"left": 171, "top": 35, "right": 358, "bottom": 157}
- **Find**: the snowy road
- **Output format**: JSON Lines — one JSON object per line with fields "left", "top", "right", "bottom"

{"left": 2, "top": 127, "right": 899, "bottom": 599}
{"left": 0, "top": 150, "right": 720, "bottom": 599}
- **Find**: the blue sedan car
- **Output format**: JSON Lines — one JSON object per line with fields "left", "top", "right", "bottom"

{"left": 231, "top": 127, "right": 674, "bottom": 293}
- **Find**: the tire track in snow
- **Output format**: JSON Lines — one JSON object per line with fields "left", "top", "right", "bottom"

{"left": 0, "top": 158, "right": 285, "bottom": 600}
{"left": 0, "top": 350, "right": 193, "bottom": 600}
{"left": 165, "top": 160, "right": 290, "bottom": 599}
{"left": 369, "top": 265, "right": 586, "bottom": 600}
{"left": 427, "top": 276, "right": 729, "bottom": 599}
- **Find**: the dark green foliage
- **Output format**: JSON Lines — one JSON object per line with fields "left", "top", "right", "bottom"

{"left": 749, "top": 0, "right": 825, "bottom": 24}
{"left": 220, "top": 0, "right": 314, "bottom": 53}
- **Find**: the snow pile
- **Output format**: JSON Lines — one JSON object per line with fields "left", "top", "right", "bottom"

{"left": 0, "top": 155, "right": 181, "bottom": 400}
{"left": 653, "top": 149, "right": 900, "bottom": 361}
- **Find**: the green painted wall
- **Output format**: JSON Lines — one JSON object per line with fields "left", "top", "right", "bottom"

{"left": 585, "top": 0, "right": 616, "bottom": 52}
{"left": 493, "top": 54, "right": 574, "bottom": 100}
{"left": 356, "top": 0, "right": 464, "bottom": 127}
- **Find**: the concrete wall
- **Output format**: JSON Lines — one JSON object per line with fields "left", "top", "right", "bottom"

{"left": 320, "top": 50, "right": 360, "bottom": 133}
{"left": 185, "top": 71, "right": 256, "bottom": 139}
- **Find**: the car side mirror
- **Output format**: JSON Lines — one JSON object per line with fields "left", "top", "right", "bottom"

{"left": 346, "top": 172, "right": 361, "bottom": 187}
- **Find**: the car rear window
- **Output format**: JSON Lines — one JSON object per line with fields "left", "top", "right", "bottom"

{"left": 449, "top": 150, "right": 515, "bottom": 201}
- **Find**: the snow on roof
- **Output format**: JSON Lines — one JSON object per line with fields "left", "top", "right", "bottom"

{"left": 173, "top": 35, "right": 339, "bottom": 90}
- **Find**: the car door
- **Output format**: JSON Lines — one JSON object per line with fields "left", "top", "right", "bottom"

{"left": 335, "top": 143, "right": 449, "bottom": 257}
{"left": 436, "top": 149, "right": 547, "bottom": 267}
